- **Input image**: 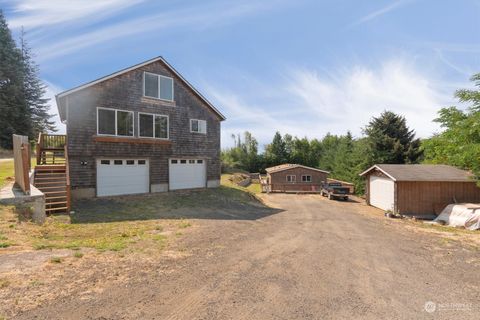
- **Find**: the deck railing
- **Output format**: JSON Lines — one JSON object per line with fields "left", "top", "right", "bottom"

{"left": 36, "top": 133, "right": 67, "bottom": 165}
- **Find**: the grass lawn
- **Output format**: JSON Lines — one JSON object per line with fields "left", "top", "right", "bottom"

{"left": 0, "top": 178, "right": 269, "bottom": 253}
{"left": 221, "top": 173, "right": 262, "bottom": 195}
{"left": 0, "top": 158, "right": 37, "bottom": 188}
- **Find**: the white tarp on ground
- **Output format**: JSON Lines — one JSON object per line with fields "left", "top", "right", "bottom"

{"left": 432, "top": 203, "right": 480, "bottom": 230}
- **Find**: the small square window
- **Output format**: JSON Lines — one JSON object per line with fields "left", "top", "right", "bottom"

{"left": 114, "top": 160, "right": 123, "bottom": 165}
{"left": 138, "top": 160, "right": 146, "bottom": 165}
{"left": 180, "top": 160, "right": 187, "bottom": 164}
{"left": 190, "top": 119, "right": 206, "bottom": 134}
{"left": 189, "top": 160, "right": 195, "bottom": 164}
{"left": 302, "top": 175, "right": 312, "bottom": 182}
{"left": 100, "top": 160, "right": 110, "bottom": 165}
{"left": 171, "top": 159, "right": 178, "bottom": 164}
{"left": 286, "top": 175, "right": 296, "bottom": 183}
{"left": 126, "top": 160, "right": 135, "bottom": 165}
{"left": 197, "top": 160, "right": 203, "bottom": 164}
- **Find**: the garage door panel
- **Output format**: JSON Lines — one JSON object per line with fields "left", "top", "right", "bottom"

{"left": 370, "top": 175, "right": 395, "bottom": 211}
{"left": 97, "top": 159, "right": 149, "bottom": 196}
{"left": 169, "top": 159, "right": 206, "bottom": 190}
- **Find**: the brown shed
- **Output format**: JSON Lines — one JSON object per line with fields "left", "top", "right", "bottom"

{"left": 360, "top": 164, "right": 480, "bottom": 215}
{"left": 265, "top": 164, "right": 329, "bottom": 193}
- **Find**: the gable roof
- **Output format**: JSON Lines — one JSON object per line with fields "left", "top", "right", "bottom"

{"left": 55, "top": 56, "right": 226, "bottom": 122}
{"left": 359, "top": 164, "right": 475, "bottom": 182}
{"left": 266, "top": 163, "right": 330, "bottom": 174}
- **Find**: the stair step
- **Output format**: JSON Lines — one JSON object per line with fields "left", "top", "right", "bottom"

{"left": 45, "top": 195, "right": 67, "bottom": 201}
{"left": 36, "top": 186, "right": 67, "bottom": 190}
{"left": 35, "top": 181, "right": 66, "bottom": 185}
{"left": 43, "top": 190, "right": 67, "bottom": 195}
{"left": 45, "top": 206, "right": 68, "bottom": 212}
{"left": 35, "top": 176, "right": 65, "bottom": 180}
{"left": 46, "top": 201, "right": 68, "bottom": 206}
{"left": 35, "top": 172, "right": 66, "bottom": 176}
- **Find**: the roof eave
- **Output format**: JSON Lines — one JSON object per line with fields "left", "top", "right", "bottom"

{"left": 55, "top": 56, "right": 226, "bottom": 121}
{"left": 359, "top": 165, "right": 397, "bottom": 181}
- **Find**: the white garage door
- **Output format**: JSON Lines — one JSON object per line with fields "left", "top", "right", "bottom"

{"left": 369, "top": 175, "right": 395, "bottom": 211}
{"left": 97, "top": 159, "right": 149, "bottom": 196}
{"left": 169, "top": 159, "right": 206, "bottom": 190}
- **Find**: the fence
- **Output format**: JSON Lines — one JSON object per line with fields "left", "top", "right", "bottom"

{"left": 12, "top": 134, "right": 31, "bottom": 194}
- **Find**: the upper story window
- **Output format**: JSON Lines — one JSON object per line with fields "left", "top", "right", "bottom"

{"left": 97, "top": 107, "right": 134, "bottom": 137}
{"left": 143, "top": 72, "right": 174, "bottom": 101}
{"left": 139, "top": 113, "right": 169, "bottom": 139}
{"left": 190, "top": 119, "right": 207, "bottom": 134}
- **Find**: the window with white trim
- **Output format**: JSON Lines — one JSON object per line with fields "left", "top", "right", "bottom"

{"left": 97, "top": 108, "right": 134, "bottom": 136}
{"left": 143, "top": 72, "right": 174, "bottom": 101}
{"left": 286, "top": 175, "right": 296, "bottom": 183}
{"left": 190, "top": 119, "right": 207, "bottom": 134}
{"left": 139, "top": 113, "right": 169, "bottom": 139}
{"left": 302, "top": 175, "right": 312, "bottom": 182}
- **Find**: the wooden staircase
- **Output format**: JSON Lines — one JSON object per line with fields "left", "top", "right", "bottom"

{"left": 34, "top": 165, "right": 70, "bottom": 214}
{"left": 34, "top": 133, "right": 71, "bottom": 214}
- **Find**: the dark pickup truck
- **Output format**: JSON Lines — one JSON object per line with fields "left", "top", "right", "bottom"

{"left": 321, "top": 182, "right": 350, "bottom": 201}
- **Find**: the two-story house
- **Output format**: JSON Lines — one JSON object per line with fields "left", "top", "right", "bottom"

{"left": 53, "top": 56, "right": 225, "bottom": 200}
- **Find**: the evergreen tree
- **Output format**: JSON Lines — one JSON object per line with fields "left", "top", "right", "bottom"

{"left": 0, "top": 12, "right": 55, "bottom": 149}
{"left": 20, "top": 28, "right": 55, "bottom": 137}
{"left": 0, "top": 10, "right": 28, "bottom": 149}
{"left": 264, "top": 131, "right": 287, "bottom": 166}
{"left": 363, "top": 111, "right": 422, "bottom": 165}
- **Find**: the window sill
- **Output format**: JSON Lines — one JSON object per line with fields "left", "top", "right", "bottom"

{"left": 141, "top": 96, "right": 175, "bottom": 106}
{"left": 93, "top": 135, "right": 172, "bottom": 145}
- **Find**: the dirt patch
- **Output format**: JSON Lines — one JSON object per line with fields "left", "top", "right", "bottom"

{"left": 5, "top": 193, "right": 480, "bottom": 319}
{"left": 0, "top": 187, "right": 276, "bottom": 318}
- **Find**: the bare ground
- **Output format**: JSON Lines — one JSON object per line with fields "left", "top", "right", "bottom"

{"left": 3, "top": 193, "right": 480, "bottom": 319}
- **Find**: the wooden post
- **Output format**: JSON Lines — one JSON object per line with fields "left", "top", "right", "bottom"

{"left": 12, "top": 134, "right": 31, "bottom": 195}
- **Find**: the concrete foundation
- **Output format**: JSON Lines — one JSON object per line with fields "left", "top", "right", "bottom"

{"left": 207, "top": 179, "right": 220, "bottom": 188}
{"left": 71, "top": 187, "right": 96, "bottom": 199}
{"left": 0, "top": 183, "right": 46, "bottom": 224}
{"left": 151, "top": 183, "right": 168, "bottom": 193}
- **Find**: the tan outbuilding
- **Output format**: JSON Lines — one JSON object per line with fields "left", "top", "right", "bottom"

{"left": 360, "top": 164, "right": 480, "bottom": 215}
{"left": 265, "top": 164, "right": 329, "bottom": 193}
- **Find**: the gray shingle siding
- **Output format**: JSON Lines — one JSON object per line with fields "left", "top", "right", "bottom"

{"left": 65, "top": 60, "right": 221, "bottom": 193}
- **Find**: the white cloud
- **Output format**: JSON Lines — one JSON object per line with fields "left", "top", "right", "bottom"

{"left": 287, "top": 59, "right": 451, "bottom": 137}
{"left": 6, "top": 0, "right": 143, "bottom": 28}
{"left": 30, "top": 1, "right": 285, "bottom": 62}
{"left": 209, "top": 59, "right": 455, "bottom": 148}
{"left": 351, "top": 0, "right": 413, "bottom": 26}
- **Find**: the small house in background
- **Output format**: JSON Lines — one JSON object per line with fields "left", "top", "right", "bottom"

{"left": 264, "top": 164, "right": 329, "bottom": 193}
{"left": 360, "top": 164, "right": 480, "bottom": 215}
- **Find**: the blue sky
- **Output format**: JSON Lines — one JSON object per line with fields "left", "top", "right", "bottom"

{"left": 2, "top": 0, "right": 479, "bottom": 148}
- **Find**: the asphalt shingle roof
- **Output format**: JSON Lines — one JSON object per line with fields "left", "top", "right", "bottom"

{"left": 361, "top": 164, "right": 475, "bottom": 182}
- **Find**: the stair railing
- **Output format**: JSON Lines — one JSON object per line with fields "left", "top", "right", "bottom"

{"left": 64, "top": 143, "right": 71, "bottom": 212}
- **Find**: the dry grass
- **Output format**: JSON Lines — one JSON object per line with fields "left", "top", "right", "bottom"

{"left": 0, "top": 205, "right": 169, "bottom": 252}
{"left": 0, "top": 181, "right": 265, "bottom": 253}
{"left": 221, "top": 174, "right": 262, "bottom": 195}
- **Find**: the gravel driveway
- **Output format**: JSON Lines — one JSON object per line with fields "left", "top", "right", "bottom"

{"left": 16, "top": 194, "right": 480, "bottom": 319}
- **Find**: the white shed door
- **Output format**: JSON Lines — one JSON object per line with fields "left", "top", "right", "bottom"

{"left": 369, "top": 175, "right": 395, "bottom": 211}
{"left": 169, "top": 159, "right": 206, "bottom": 190}
{"left": 97, "top": 159, "right": 149, "bottom": 196}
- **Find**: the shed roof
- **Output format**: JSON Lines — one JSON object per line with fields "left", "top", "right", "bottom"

{"left": 359, "top": 164, "right": 475, "bottom": 182}
{"left": 266, "top": 164, "right": 330, "bottom": 174}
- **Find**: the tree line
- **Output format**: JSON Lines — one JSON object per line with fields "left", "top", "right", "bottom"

{"left": 0, "top": 10, "right": 55, "bottom": 149}
{"left": 222, "top": 73, "right": 480, "bottom": 193}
